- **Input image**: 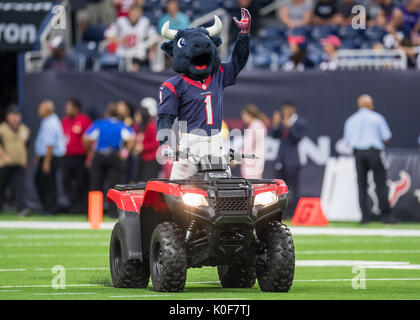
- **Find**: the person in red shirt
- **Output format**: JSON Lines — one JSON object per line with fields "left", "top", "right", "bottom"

{"left": 135, "top": 107, "right": 160, "bottom": 181}
{"left": 61, "top": 99, "right": 92, "bottom": 213}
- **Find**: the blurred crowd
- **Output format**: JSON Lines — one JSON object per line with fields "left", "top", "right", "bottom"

{"left": 42, "top": 0, "right": 420, "bottom": 72}
{"left": 0, "top": 98, "right": 161, "bottom": 217}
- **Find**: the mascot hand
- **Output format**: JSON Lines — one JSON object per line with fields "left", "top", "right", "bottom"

{"left": 233, "top": 8, "right": 252, "bottom": 34}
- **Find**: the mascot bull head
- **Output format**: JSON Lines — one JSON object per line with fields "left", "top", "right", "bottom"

{"left": 160, "top": 16, "right": 223, "bottom": 81}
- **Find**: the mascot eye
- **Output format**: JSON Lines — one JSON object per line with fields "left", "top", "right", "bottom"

{"left": 177, "top": 38, "right": 186, "bottom": 48}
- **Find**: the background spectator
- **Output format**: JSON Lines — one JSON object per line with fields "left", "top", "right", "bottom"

{"left": 383, "top": 8, "right": 411, "bottom": 49}
{"left": 83, "top": 104, "right": 135, "bottom": 215}
{"left": 319, "top": 35, "right": 341, "bottom": 70}
{"left": 278, "top": 0, "right": 312, "bottom": 29}
{"left": 136, "top": 107, "right": 160, "bottom": 181}
{"left": 157, "top": 0, "right": 190, "bottom": 33}
{"left": 113, "top": 0, "right": 144, "bottom": 18}
{"left": 337, "top": 0, "right": 359, "bottom": 26}
{"left": 271, "top": 102, "right": 307, "bottom": 218}
{"left": 394, "top": 0, "right": 420, "bottom": 32}
{"left": 241, "top": 104, "right": 267, "bottom": 179}
{"left": 343, "top": 94, "right": 393, "bottom": 223}
{"left": 61, "top": 99, "right": 92, "bottom": 214}
{"left": 0, "top": 105, "right": 30, "bottom": 216}
{"left": 283, "top": 35, "right": 314, "bottom": 71}
{"left": 105, "top": 3, "right": 158, "bottom": 71}
{"left": 34, "top": 101, "right": 66, "bottom": 215}
{"left": 43, "top": 36, "right": 76, "bottom": 72}
{"left": 312, "top": 0, "right": 339, "bottom": 25}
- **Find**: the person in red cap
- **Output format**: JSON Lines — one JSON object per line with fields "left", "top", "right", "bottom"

{"left": 319, "top": 35, "right": 341, "bottom": 70}
{"left": 283, "top": 35, "right": 314, "bottom": 71}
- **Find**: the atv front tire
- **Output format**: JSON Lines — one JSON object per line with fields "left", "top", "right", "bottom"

{"left": 256, "top": 222, "right": 295, "bottom": 292}
{"left": 217, "top": 264, "right": 256, "bottom": 288}
{"left": 150, "top": 222, "right": 187, "bottom": 292}
{"left": 110, "top": 222, "right": 150, "bottom": 288}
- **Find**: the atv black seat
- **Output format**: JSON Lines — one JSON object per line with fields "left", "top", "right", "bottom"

{"left": 114, "top": 182, "right": 147, "bottom": 191}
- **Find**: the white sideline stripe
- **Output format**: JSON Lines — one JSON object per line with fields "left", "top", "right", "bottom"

{"left": 291, "top": 227, "right": 420, "bottom": 237}
{"left": 0, "top": 284, "right": 103, "bottom": 289}
{"left": 1, "top": 221, "right": 420, "bottom": 237}
{"left": 33, "top": 292, "right": 96, "bottom": 296}
{"left": 0, "top": 242, "right": 108, "bottom": 247}
{"left": 34, "top": 267, "right": 108, "bottom": 271}
{"left": 0, "top": 221, "right": 115, "bottom": 230}
{"left": 294, "top": 278, "right": 420, "bottom": 282}
{"left": 189, "top": 298, "right": 248, "bottom": 300}
{"left": 109, "top": 295, "right": 173, "bottom": 298}
{"left": 0, "top": 253, "right": 108, "bottom": 258}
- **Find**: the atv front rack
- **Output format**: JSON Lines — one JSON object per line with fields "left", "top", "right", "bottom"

{"left": 114, "top": 177, "right": 278, "bottom": 192}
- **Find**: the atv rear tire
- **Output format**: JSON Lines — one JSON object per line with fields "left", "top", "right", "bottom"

{"left": 217, "top": 264, "right": 256, "bottom": 288}
{"left": 256, "top": 221, "right": 295, "bottom": 292}
{"left": 150, "top": 222, "right": 187, "bottom": 292}
{"left": 109, "top": 222, "right": 150, "bottom": 288}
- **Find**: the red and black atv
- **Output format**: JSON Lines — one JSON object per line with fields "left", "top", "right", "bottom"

{"left": 107, "top": 150, "right": 295, "bottom": 292}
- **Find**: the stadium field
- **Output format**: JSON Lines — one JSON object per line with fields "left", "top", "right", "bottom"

{"left": 1, "top": 216, "right": 420, "bottom": 300}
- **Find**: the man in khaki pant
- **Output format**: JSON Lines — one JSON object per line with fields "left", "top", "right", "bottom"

{"left": 0, "top": 105, "right": 30, "bottom": 216}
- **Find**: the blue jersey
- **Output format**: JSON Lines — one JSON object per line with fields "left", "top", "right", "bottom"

{"left": 85, "top": 118, "right": 134, "bottom": 152}
{"left": 158, "top": 62, "right": 236, "bottom": 135}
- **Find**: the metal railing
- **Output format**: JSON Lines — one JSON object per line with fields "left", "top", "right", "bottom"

{"left": 334, "top": 49, "right": 408, "bottom": 70}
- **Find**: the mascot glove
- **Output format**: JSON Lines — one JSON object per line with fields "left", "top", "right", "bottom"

{"left": 233, "top": 8, "right": 252, "bottom": 34}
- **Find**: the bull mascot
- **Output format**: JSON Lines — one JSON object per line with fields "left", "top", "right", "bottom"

{"left": 157, "top": 8, "right": 252, "bottom": 180}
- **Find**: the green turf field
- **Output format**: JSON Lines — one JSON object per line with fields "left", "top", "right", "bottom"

{"left": 1, "top": 216, "right": 420, "bottom": 300}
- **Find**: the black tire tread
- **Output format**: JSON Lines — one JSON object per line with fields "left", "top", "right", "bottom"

{"left": 150, "top": 222, "right": 187, "bottom": 292}
{"left": 110, "top": 222, "right": 150, "bottom": 288}
{"left": 257, "top": 221, "right": 295, "bottom": 292}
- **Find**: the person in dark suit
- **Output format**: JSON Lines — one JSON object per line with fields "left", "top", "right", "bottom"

{"left": 271, "top": 101, "right": 307, "bottom": 218}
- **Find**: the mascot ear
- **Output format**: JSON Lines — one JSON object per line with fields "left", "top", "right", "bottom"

{"left": 211, "top": 36, "right": 222, "bottom": 48}
{"left": 161, "top": 41, "right": 174, "bottom": 57}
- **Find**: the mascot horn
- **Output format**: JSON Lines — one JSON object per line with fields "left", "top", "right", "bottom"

{"left": 157, "top": 8, "right": 251, "bottom": 180}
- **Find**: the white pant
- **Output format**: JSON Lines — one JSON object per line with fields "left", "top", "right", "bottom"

{"left": 170, "top": 132, "right": 229, "bottom": 180}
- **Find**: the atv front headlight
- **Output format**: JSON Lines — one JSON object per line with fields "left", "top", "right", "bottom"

{"left": 254, "top": 191, "right": 277, "bottom": 207}
{"left": 181, "top": 193, "right": 209, "bottom": 207}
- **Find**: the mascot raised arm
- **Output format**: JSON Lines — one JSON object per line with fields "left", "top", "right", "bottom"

{"left": 157, "top": 8, "right": 251, "bottom": 180}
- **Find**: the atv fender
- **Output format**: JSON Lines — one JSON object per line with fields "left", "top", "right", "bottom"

{"left": 107, "top": 189, "right": 143, "bottom": 262}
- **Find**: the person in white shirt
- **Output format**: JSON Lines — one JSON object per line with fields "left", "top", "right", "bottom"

{"left": 105, "top": 3, "right": 157, "bottom": 70}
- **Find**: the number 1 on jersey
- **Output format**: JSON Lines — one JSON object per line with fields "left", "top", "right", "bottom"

{"left": 204, "top": 94, "right": 213, "bottom": 125}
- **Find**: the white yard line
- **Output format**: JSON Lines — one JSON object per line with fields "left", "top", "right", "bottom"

{"left": 299, "top": 249, "right": 420, "bottom": 254}
{"left": 1, "top": 221, "right": 420, "bottom": 237}
{"left": 0, "top": 253, "right": 108, "bottom": 259}
{"left": 294, "top": 278, "right": 420, "bottom": 282}
{"left": 109, "top": 295, "right": 173, "bottom": 298}
{"left": 33, "top": 292, "right": 96, "bottom": 295}
{"left": 0, "top": 290, "right": 23, "bottom": 292}
{"left": 0, "top": 269, "right": 26, "bottom": 272}
{"left": 291, "top": 227, "right": 420, "bottom": 237}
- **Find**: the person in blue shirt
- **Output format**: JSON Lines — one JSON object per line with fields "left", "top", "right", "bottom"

{"left": 34, "top": 100, "right": 66, "bottom": 214}
{"left": 157, "top": 0, "right": 190, "bottom": 34}
{"left": 343, "top": 94, "right": 394, "bottom": 224}
{"left": 83, "top": 104, "right": 135, "bottom": 210}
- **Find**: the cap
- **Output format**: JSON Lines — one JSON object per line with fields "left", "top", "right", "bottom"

{"left": 321, "top": 35, "right": 341, "bottom": 49}
{"left": 6, "top": 104, "right": 20, "bottom": 114}
{"left": 140, "top": 97, "right": 157, "bottom": 117}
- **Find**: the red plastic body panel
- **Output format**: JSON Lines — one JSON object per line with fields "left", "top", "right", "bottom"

{"left": 106, "top": 179, "right": 288, "bottom": 214}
